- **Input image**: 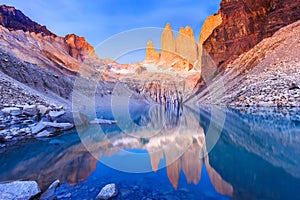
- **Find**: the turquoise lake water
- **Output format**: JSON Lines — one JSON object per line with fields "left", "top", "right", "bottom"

{"left": 1, "top": 105, "right": 300, "bottom": 199}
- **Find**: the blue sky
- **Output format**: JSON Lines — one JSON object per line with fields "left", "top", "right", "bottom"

{"left": 2, "top": 0, "right": 221, "bottom": 62}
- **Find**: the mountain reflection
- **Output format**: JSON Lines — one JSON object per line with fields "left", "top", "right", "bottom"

{"left": 79, "top": 105, "right": 233, "bottom": 196}
{"left": 0, "top": 105, "right": 232, "bottom": 195}
{"left": 2, "top": 106, "right": 300, "bottom": 198}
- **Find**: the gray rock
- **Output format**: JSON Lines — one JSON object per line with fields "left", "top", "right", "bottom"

{"left": 35, "top": 129, "right": 54, "bottom": 138}
{"left": 96, "top": 183, "right": 118, "bottom": 200}
{"left": 31, "top": 122, "right": 73, "bottom": 134}
{"left": 31, "top": 122, "right": 48, "bottom": 134}
{"left": 49, "top": 110, "right": 66, "bottom": 119}
{"left": 22, "top": 105, "right": 38, "bottom": 116}
{"left": 40, "top": 180, "right": 60, "bottom": 200}
{"left": 0, "top": 180, "right": 41, "bottom": 200}
{"left": 90, "top": 118, "right": 117, "bottom": 125}
{"left": 37, "top": 105, "right": 50, "bottom": 115}
{"left": 4, "top": 135, "right": 13, "bottom": 140}
{"left": 2, "top": 107, "right": 22, "bottom": 116}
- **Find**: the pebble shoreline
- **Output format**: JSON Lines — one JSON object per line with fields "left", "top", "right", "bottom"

{"left": 0, "top": 103, "right": 74, "bottom": 148}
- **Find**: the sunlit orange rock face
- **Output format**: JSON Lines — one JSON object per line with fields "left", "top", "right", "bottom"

{"left": 145, "top": 40, "right": 160, "bottom": 61}
{"left": 199, "top": 14, "right": 222, "bottom": 45}
{"left": 175, "top": 26, "right": 198, "bottom": 64}
{"left": 64, "top": 34, "right": 95, "bottom": 62}
{"left": 144, "top": 23, "right": 199, "bottom": 71}
{"left": 202, "top": 0, "right": 300, "bottom": 68}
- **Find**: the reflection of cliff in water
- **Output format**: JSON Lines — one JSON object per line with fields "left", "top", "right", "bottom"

{"left": 80, "top": 105, "right": 233, "bottom": 195}
{"left": 197, "top": 106, "right": 300, "bottom": 200}
{"left": 0, "top": 133, "right": 97, "bottom": 190}
{"left": 4, "top": 106, "right": 299, "bottom": 199}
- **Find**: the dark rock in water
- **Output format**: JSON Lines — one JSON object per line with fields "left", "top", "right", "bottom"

{"left": 0, "top": 135, "right": 5, "bottom": 143}
{"left": 0, "top": 125, "right": 6, "bottom": 130}
{"left": 96, "top": 183, "right": 118, "bottom": 200}
{"left": 56, "top": 111, "right": 89, "bottom": 126}
{"left": 35, "top": 128, "right": 55, "bottom": 138}
{"left": 40, "top": 180, "right": 60, "bottom": 200}
{"left": 0, "top": 180, "right": 41, "bottom": 200}
{"left": 49, "top": 139, "right": 65, "bottom": 145}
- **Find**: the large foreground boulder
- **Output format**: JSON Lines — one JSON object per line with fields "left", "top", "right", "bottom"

{"left": 0, "top": 180, "right": 41, "bottom": 200}
{"left": 97, "top": 183, "right": 118, "bottom": 200}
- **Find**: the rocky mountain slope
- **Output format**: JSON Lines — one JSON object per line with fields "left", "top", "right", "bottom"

{"left": 197, "top": 20, "right": 300, "bottom": 107}
{"left": 0, "top": 5, "right": 99, "bottom": 76}
{"left": 202, "top": 0, "right": 300, "bottom": 68}
{"left": 1, "top": 1, "right": 300, "bottom": 107}
{"left": 0, "top": 4, "right": 201, "bottom": 106}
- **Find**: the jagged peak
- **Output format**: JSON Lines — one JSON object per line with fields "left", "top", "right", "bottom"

{"left": 0, "top": 4, "right": 55, "bottom": 36}
{"left": 0, "top": 4, "right": 16, "bottom": 13}
{"left": 165, "top": 22, "right": 172, "bottom": 30}
{"left": 145, "top": 40, "right": 160, "bottom": 61}
{"left": 146, "top": 40, "right": 155, "bottom": 49}
{"left": 178, "top": 26, "right": 195, "bottom": 41}
{"left": 65, "top": 34, "right": 86, "bottom": 42}
{"left": 199, "top": 13, "right": 222, "bottom": 45}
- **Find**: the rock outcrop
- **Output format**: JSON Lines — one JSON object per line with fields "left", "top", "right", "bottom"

{"left": 199, "top": 14, "right": 222, "bottom": 45}
{"left": 202, "top": 0, "right": 300, "bottom": 68}
{"left": 161, "top": 23, "right": 176, "bottom": 58}
{"left": 175, "top": 26, "right": 198, "bottom": 64}
{"left": 144, "top": 23, "right": 199, "bottom": 71}
{"left": 0, "top": 181, "right": 41, "bottom": 200}
{"left": 64, "top": 34, "right": 95, "bottom": 62}
{"left": 0, "top": 4, "right": 101, "bottom": 76}
{"left": 145, "top": 40, "right": 160, "bottom": 61}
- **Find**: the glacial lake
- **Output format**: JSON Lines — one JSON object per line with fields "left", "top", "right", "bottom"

{"left": 1, "top": 105, "right": 300, "bottom": 200}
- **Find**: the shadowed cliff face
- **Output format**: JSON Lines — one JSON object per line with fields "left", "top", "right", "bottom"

{"left": 0, "top": 4, "right": 55, "bottom": 36}
{"left": 202, "top": 0, "right": 300, "bottom": 68}
{"left": 196, "top": 20, "right": 300, "bottom": 106}
{"left": 199, "top": 106, "right": 300, "bottom": 199}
